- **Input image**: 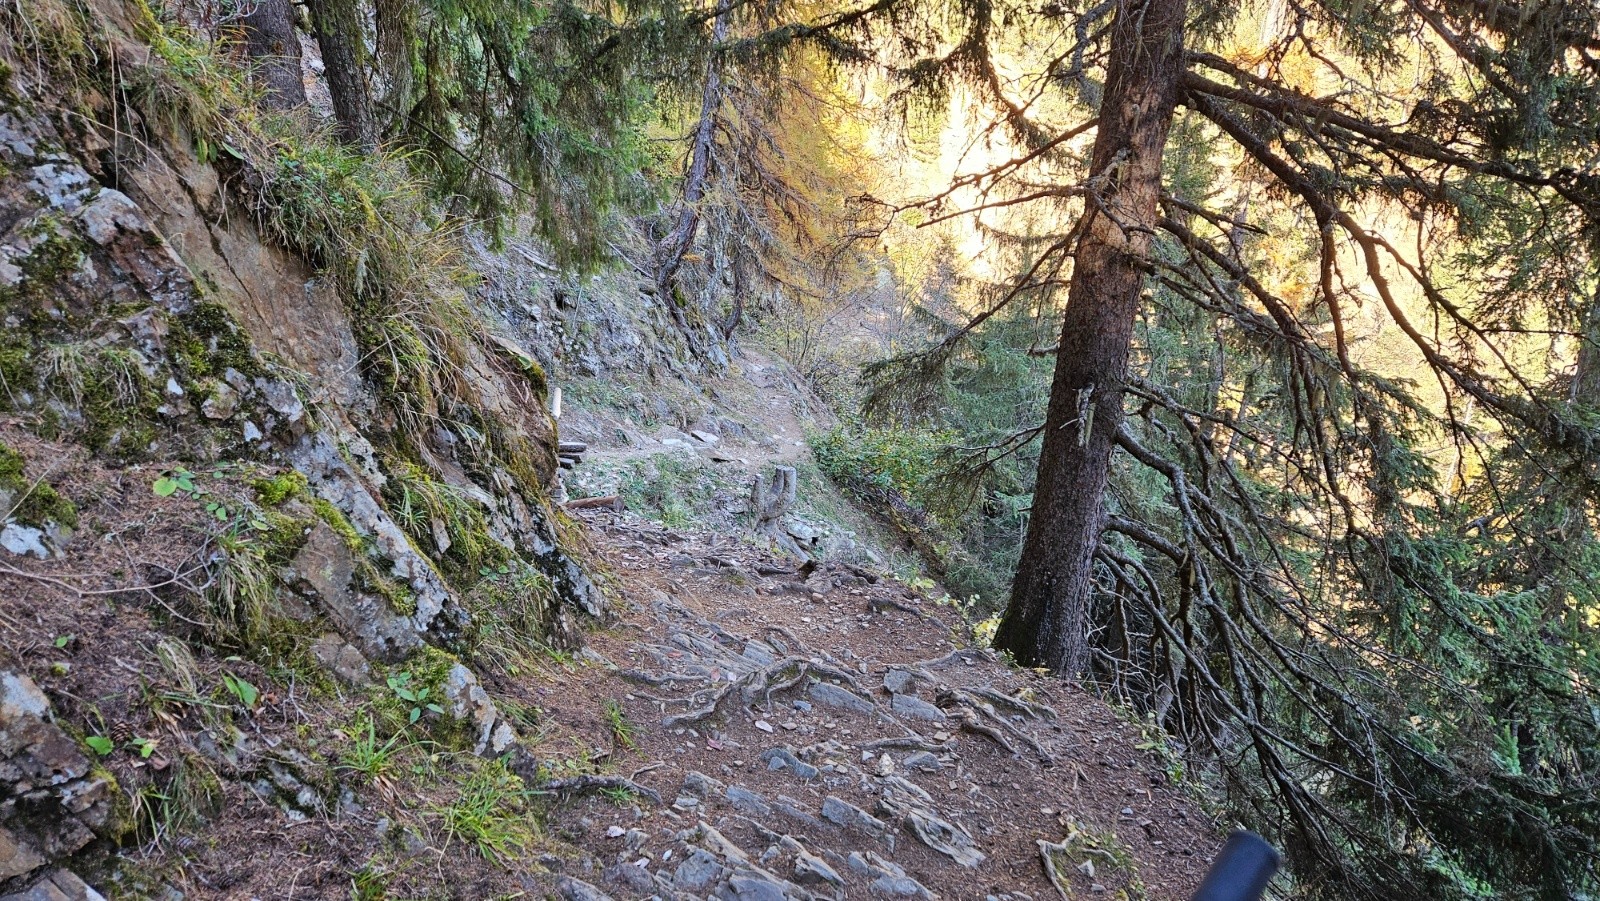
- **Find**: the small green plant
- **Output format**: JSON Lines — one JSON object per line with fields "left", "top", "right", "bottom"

{"left": 222, "top": 672, "right": 259, "bottom": 709}
{"left": 152, "top": 468, "right": 200, "bottom": 498}
{"left": 128, "top": 752, "right": 222, "bottom": 846}
{"left": 339, "top": 716, "right": 405, "bottom": 783}
{"left": 599, "top": 785, "right": 637, "bottom": 806}
{"left": 129, "top": 736, "right": 159, "bottom": 759}
{"left": 53, "top": 634, "right": 73, "bottom": 649}
{"left": 84, "top": 735, "right": 114, "bottom": 756}
{"left": 603, "top": 699, "right": 638, "bottom": 752}
{"left": 382, "top": 459, "right": 503, "bottom": 574}
{"left": 464, "top": 562, "right": 556, "bottom": 677}
{"left": 1039, "top": 821, "right": 1147, "bottom": 900}
{"left": 207, "top": 532, "right": 275, "bottom": 644}
{"left": 387, "top": 671, "right": 443, "bottom": 724}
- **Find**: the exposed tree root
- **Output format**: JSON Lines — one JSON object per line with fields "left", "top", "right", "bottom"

{"left": 537, "top": 774, "right": 663, "bottom": 806}
{"left": 860, "top": 735, "right": 948, "bottom": 754}
{"left": 939, "top": 688, "right": 1055, "bottom": 764}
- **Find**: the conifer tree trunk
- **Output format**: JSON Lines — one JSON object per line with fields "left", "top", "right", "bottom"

{"left": 239, "top": 0, "right": 307, "bottom": 110}
{"left": 307, "top": 0, "right": 375, "bottom": 150}
{"left": 654, "top": 0, "right": 730, "bottom": 304}
{"left": 993, "top": 0, "right": 1189, "bottom": 673}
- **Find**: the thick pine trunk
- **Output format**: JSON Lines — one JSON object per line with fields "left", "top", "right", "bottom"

{"left": 307, "top": 0, "right": 375, "bottom": 150}
{"left": 239, "top": 0, "right": 308, "bottom": 110}
{"left": 994, "top": 0, "right": 1189, "bottom": 673}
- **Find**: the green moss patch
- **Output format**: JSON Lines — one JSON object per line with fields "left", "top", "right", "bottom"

{"left": 168, "top": 301, "right": 262, "bottom": 384}
{"left": 0, "top": 441, "right": 78, "bottom": 527}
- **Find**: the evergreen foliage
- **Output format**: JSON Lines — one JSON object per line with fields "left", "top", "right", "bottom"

{"left": 851, "top": 0, "right": 1600, "bottom": 896}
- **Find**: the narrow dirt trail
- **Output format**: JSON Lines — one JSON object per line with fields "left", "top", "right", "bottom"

{"left": 561, "top": 346, "right": 824, "bottom": 483}
{"left": 529, "top": 511, "right": 1221, "bottom": 901}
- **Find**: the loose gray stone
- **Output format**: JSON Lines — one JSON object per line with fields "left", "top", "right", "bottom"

{"left": 903, "top": 752, "right": 943, "bottom": 772}
{"left": 0, "top": 672, "right": 114, "bottom": 881}
{"left": 881, "top": 776, "right": 935, "bottom": 806}
{"left": 0, "top": 826, "right": 45, "bottom": 882}
{"left": 774, "top": 795, "right": 825, "bottom": 829}
{"left": 602, "top": 863, "right": 654, "bottom": 894}
{"left": 793, "top": 850, "right": 843, "bottom": 887}
{"left": 890, "top": 693, "right": 946, "bottom": 722}
{"left": 726, "top": 785, "right": 772, "bottom": 816}
{"left": 310, "top": 634, "right": 370, "bottom": 686}
{"left": 555, "top": 876, "right": 616, "bottom": 901}
{"left": 760, "top": 747, "right": 820, "bottom": 780}
{"left": 727, "top": 874, "right": 789, "bottom": 901}
{"left": 742, "top": 641, "right": 777, "bottom": 666}
{"left": 821, "top": 796, "right": 889, "bottom": 840}
{"left": 846, "top": 852, "right": 898, "bottom": 877}
{"left": 0, "top": 524, "right": 49, "bottom": 559}
{"left": 684, "top": 770, "right": 727, "bottom": 798}
{"left": 808, "top": 682, "right": 874, "bottom": 714}
{"left": 903, "top": 808, "right": 986, "bottom": 868}
{"left": 200, "top": 382, "right": 239, "bottom": 420}
{"left": 674, "top": 848, "right": 724, "bottom": 892}
{"left": 0, "top": 868, "right": 108, "bottom": 901}
{"left": 870, "top": 875, "right": 936, "bottom": 899}
{"left": 882, "top": 669, "right": 920, "bottom": 696}
{"left": 442, "top": 663, "right": 511, "bottom": 756}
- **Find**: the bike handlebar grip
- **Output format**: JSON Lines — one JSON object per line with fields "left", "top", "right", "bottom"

{"left": 1191, "top": 831, "right": 1281, "bottom": 901}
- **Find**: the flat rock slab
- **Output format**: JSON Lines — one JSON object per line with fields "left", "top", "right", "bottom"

{"left": 674, "top": 848, "right": 725, "bottom": 892}
{"left": 809, "top": 681, "right": 874, "bottom": 715}
{"left": 822, "top": 796, "right": 891, "bottom": 841}
{"left": 0, "top": 870, "right": 106, "bottom": 901}
{"left": 891, "top": 693, "right": 946, "bottom": 722}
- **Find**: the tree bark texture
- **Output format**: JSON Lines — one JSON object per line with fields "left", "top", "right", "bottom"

{"left": 307, "top": 0, "right": 375, "bottom": 150}
{"left": 994, "top": 0, "right": 1190, "bottom": 673}
{"left": 653, "top": 0, "right": 730, "bottom": 302}
{"left": 239, "top": 0, "right": 308, "bottom": 110}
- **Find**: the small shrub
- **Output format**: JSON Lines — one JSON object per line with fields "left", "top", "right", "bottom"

{"left": 810, "top": 424, "right": 954, "bottom": 507}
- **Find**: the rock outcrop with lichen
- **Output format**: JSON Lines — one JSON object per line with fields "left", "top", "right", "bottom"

{"left": 0, "top": 0, "right": 613, "bottom": 891}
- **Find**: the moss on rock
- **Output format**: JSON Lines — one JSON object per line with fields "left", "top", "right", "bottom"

{"left": 0, "top": 440, "right": 78, "bottom": 527}
{"left": 168, "top": 301, "right": 262, "bottom": 384}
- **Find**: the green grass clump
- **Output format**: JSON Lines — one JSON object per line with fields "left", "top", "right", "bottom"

{"left": 603, "top": 699, "right": 638, "bottom": 752}
{"left": 251, "top": 470, "right": 309, "bottom": 507}
{"left": 433, "top": 759, "right": 539, "bottom": 864}
{"left": 338, "top": 714, "right": 409, "bottom": 784}
{"left": 810, "top": 423, "right": 955, "bottom": 507}
{"left": 382, "top": 458, "right": 506, "bottom": 577}
{"left": 464, "top": 561, "right": 556, "bottom": 677}
{"left": 168, "top": 301, "right": 263, "bottom": 382}
{"left": 612, "top": 453, "right": 725, "bottom": 529}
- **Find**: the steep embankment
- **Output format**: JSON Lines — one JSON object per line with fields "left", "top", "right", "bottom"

{"left": 0, "top": 0, "right": 606, "bottom": 895}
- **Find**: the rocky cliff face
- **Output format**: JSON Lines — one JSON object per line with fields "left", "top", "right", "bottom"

{"left": 0, "top": 0, "right": 618, "bottom": 892}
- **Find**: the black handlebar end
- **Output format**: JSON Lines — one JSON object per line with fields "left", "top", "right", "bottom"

{"left": 1191, "top": 830, "right": 1281, "bottom": 901}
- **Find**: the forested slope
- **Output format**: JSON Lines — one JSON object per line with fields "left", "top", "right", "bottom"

{"left": 0, "top": 0, "right": 1597, "bottom": 898}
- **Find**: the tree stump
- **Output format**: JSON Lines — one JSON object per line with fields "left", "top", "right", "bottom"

{"left": 750, "top": 466, "right": 806, "bottom": 559}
